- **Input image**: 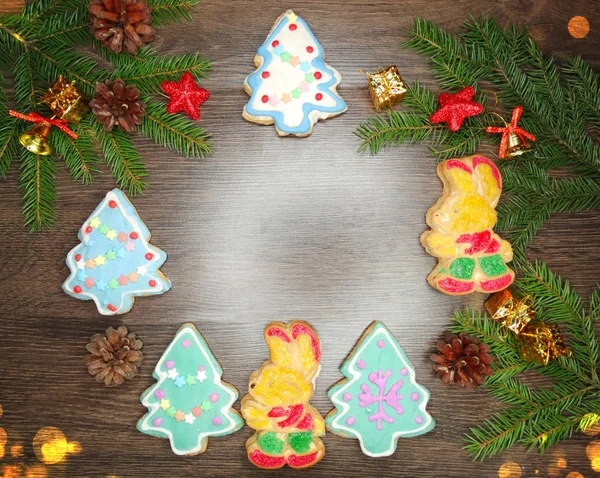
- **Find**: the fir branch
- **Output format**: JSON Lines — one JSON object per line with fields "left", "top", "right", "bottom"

{"left": 13, "top": 50, "right": 38, "bottom": 107}
{"left": 140, "top": 102, "right": 212, "bottom": 158}
{"left": 0, "top": 119, "right": 18, "bottom": 177}
{"left": 112, "top": 52, "right": 210, "bottom": 93}
{"left": 52, "top": 117, "right": 98, "bottom": 184}
{"left": 149, "top": 0, "right": 199, "bottom": 26}
{"left": 30, "top": 9, "right": 91, "bottom": 45}
{"left": 94, "top": 123, "right": 148, "bottom": 195}
{"left": 19, "top": 149, "right": 56, "bottom": 231}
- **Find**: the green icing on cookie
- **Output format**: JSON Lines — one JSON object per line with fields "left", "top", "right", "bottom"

{"left": 257, "top": 431, "right": 284, "bottom": 455}
{"left": 449, "top": 257, "right": 475, "bottom": 279}
{"left": 289, "top": 431, "right": 313, "bottom": 453}
{"left": 479, "top": 254, "right": 508, "bottom": 277}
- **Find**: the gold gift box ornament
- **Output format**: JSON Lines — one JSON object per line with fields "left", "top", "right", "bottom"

{"left": 485, "top": 289, "right": 569, "bottom": 365}
{"left": 40, "top": 76, "right": 90, "bottom": 124}
{"left": 365, "top": 66, "right": 407, "bottom": 112}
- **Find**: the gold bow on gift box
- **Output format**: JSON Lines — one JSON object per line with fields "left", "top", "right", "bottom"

{"left": 364, "top": 66, "right": 407, "bottom": 112}
{"left": 485, "top": 289, "right": 569, "bottom": 365}
{"left": 40, "top": 76, "right": 90, "bottom": 124}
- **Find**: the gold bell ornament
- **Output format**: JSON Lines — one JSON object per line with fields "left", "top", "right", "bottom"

{"left": 40, "top": 75, "right": 90, "bottom": 124}
{"left": 363, "top": 66, "right": 407, "bottom": 111}
{"left": 485, "top": 288, "right": 570, "bottom": 365}
{"left": 9, "top": 111, "right": 79, "bottom": 156}
{"left": 505, "top": 131, "right": 533, "bottom": 157}
{"left": 485, "top": 106, "right": 536, "bottom": 159}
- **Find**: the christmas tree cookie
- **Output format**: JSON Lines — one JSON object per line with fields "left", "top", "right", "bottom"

{"left": 137, "top": 323, "right": 244, "bottom": 455}
{"left": 326, "top": 322, "right": 435, "bottom": 457}
{"left": 62, "top": 189, "right": 171, "bottom": 315}
{"left": 243, "top": 10, "right": 347, "bottom": 137}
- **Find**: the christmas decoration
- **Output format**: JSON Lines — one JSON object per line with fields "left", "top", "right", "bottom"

{"left": 84, "top": 326, "right": 143, "bottom": 387}
{"left": 90, "top": 79, "right": 146, "bottom": 133}
{"left": 161, "top": 72, "right": 209, "bottom": 121}
{"left": 450, "top": 262, "right": 599, "bottom": 460}
{"left": 89, "top": 0, "right": 155, "bottom": 54}
{"left": 365, "top": 66, "right": 407, "bottom": 111}
{"left": 485, "top": 289, "right": 569, "bottom": 365}
{"left": 326, "top": 322, "right": 435, "bottom": 457}
{"left": 421, "top": 155, "right": 515, "bottom": 295}
{"left": 485, "top": 106, "right": 536, "bottom": 159}
{"left": 40, "top": 76, "right": 90, "bottom": 124}
{"left": 429, "top": 86, "right": 483, "bottom": 132}
{"left": 243, "top": 10, "right": 347, "bottom": 137}
{"left": 431, "top": 331, "right": 494, "bottom": 388}
{"left": 9, "top": 111, "right": 78, "bottom": 156}
{"left": 0, "top": 0, "right": 211, "bottom": 231}
{"left": 62, "top": 189, "right": 172, "bottom": 315}
{"left": 137, "top": 323, "right": 243, "bottom": 455}
{"left": 355, "top": 17, "right": 600, "bottom": 265}
{"left": 242, "top": 321, "right": 325, "bottom": 469}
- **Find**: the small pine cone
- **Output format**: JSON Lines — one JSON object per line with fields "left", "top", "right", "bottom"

{"left": 431, "top": 331, "right": 494, "bottom": 389}
{"left": 84, "top": 326, "right": 143, "bottom": 387}
{"left": 90, "top": 79, "right": 146, "bottom": 133}
{"left": 89, "top": 0, "right": 154, "bottom": 54}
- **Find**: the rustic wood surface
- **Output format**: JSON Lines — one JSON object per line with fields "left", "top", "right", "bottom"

{"left": 0, "top": 0, "right": 24, "bottom": 14}
{"left": 0, "top": 0, "right": 599, "bottom": 477}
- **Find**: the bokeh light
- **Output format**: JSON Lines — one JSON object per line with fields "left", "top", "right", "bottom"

{"left": 556, "top": 457, "right": 567, "bottom": 469}
{"left": 498, "top": 461, "right": 522, "bottom": 478}
{"left": 566, "top": 472, "right": 584, "bottom": 478}
{"left": 25, "top": 465, "right": 47, "bottom": 478}
{"left": 32, "top": 427, "right": 79, "bottom": 465}
{"left": 1, "top": 464, "right": 26, "bottom": 478}
{"left": 0, "top": 404, "right": 3, "bottom": 418}
{"left": 568, "top": 16, "right": 590, "bottom": 39}
{"left": 0, "top": 428, "right": 6, "bottom": 460}
{"left": 582, "top": 414, "right": 600, "bottom": 436}
{"left": 10, "top": 443, "right": 23, "bottom": 458}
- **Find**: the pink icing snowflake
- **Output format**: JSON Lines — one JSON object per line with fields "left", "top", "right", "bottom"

{"left": 358, "top": 369, "right": 404, "bottom": 430}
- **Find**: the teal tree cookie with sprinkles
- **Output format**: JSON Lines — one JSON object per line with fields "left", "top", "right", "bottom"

{"left": 137, "top": 324, "right": 244, "bottom": 455}
{"left": 243, "top": 10, "right": 347, "bottom": 137}
{"left": 62, "top": 189, "right": 171, "bottom": 315}
{"left": 326, "top": 322, "right": 435, "bottom": 457}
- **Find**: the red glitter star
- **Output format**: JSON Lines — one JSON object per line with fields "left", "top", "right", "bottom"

{"left": 160, "top": 72, "right": 209, "bottom": 121}
{"left": 429, "top": 86, "right": 484, "bottom": 132}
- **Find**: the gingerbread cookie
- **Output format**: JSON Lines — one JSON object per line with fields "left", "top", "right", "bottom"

{"left": 243, "top": 10, "right": 347, "bottom": 137}
{"left": 241, "top": 321, "right": 325, "bottom": 469}
{"left": 326, "top": 321, "right": 435, "bottom": 457}
{"left": 420, "top": 155, "right": 515, "bottom": 295}
{"left": 62, "top": 189, "right": 171, "bottom": 315}
{"left": 137, "top": 323, "right": 244, "bottom": 455}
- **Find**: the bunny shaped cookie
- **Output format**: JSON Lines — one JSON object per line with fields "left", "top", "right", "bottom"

{"left": 241, "top": 321, "right": 325, "bottom": 469}
{"left": 421, "top": 155, "right": 515, "bottom": 295}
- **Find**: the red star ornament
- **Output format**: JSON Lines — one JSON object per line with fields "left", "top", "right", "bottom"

{"left": 429, "top": 86, "right": 484, "bottom": 132}
{"left": 160, "top": 72, "right": 209, "bottom": 121}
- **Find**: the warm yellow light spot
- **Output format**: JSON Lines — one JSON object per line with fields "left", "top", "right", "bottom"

{"left": 67, "top": 441, "right": 81, "bottom": 454}
{"left": 556, "top": 457, "right": 567, "bottom": 468}
{"left": 498, "top": 461, "right": 522, "bottom": 478}
{"left": 566, "top": 472, "right": 584, "bottom": 478}
{"left": 582, "top": 414, "right": 600, "bottom": 436}
{"left": 0, "top": 427, "right": 6, "bottom": 460}
{"left": 0, "top": 404, "right": 3, "bottom": 418}
{"left": 586, "top": 440, "right": 600, "bottom": 461}
{"left": 592, "top": 457, "right": 600, "bottom": 472}
{"left": 10, "top": 443, "right": 23, "bottom": 457}
{"left": 568, "top": 16, "right": 590, "bottom": 39}
{"left": 2, "top": 464, "right": 26, "bottom": 478}
{"left": 32, "top": 427, "right": 76, "bottom": 465}
{"left": 26, "top": 465, "right": 47, "bottom": 478}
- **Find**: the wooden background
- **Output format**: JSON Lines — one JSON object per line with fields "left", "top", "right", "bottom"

{"left": 1, "top": 0, "right": 599, "bottom": 477}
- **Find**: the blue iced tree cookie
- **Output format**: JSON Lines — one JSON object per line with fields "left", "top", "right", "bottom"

{"left": 243, "top": 10, "right": 347, "bottom": 137}
{"left": 326, "top": 321, "right": 435, "bottom": 457}
{"left": 137, "top": 323, "right": 244, "bottom": 455}
{"left": 62, "top": 189, "right": 171, "bottom": 315}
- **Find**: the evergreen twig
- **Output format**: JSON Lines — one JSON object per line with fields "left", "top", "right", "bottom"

{"left": 0, "top": 0, "right": 211, "bottom": 230}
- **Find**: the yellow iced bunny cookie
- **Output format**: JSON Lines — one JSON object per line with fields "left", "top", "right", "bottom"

{"left": 241, "top": 321, "right": 325, "bottom": 469}
{"left": 421, "top": 155, "right": 515, "bottom": 295}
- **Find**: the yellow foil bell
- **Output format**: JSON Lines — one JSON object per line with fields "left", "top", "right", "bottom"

{"left": 40, "top": 76, "right": 90, "bottom": 124}
{"left": 20, "top": 123, "right": 53, "bottom": 156}
{"left": 365, "top": 66, "right": 407, "bottom": 112}
{"left": 485, "top": 289, "right": 570, "bottom": 365}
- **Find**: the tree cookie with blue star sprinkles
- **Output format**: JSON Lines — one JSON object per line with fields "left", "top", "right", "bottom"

{"left": 243, "top": 10, "right": 347, "bottom": 137}
{"left": 62, "top": 189, "right": 171, "bottom": 315}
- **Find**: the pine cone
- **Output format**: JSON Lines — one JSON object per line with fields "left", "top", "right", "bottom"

{"left": 90, "top": 79, "right": 146, "bottom": 132}
{"left": 431, "top": 331, "right": 494, "bottom": 388}
{"left": 84, "top": 326, "right": 143, "bottom": 387}
{"left": 89, "top": 0, "right": 154, "bottom": 54}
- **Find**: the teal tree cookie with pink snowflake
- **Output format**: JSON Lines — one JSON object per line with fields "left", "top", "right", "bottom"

{"left": 326, "top": 322, "right": 435, "bottom": 457}
{"left": 62, "top": 189, "right": 171, "bottom": 315}
{"left": 243, "top": 10, "right": 347, "bottom": 137}
{"left": 137, "top": 323, "right": 244, "bottom": 456}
